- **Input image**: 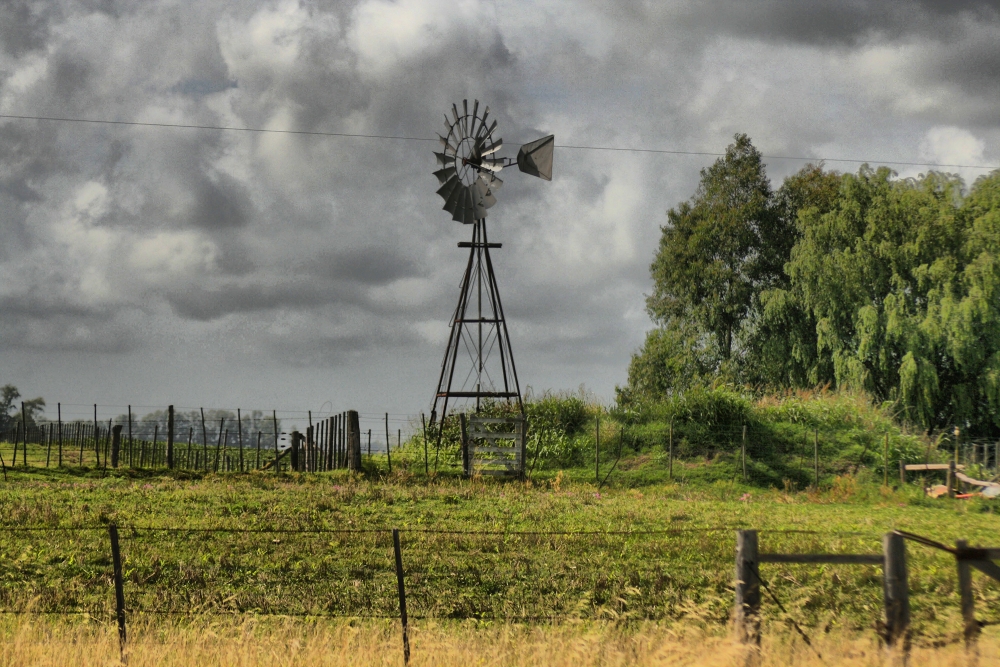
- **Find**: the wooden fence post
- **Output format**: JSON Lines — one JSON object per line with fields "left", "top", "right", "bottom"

{"left": 392, "top": 528, "right": 411, "bottom": 665}
{"left": 385, "top": 413, "right": 392, "bottom": 473}
{"left": 898, "top": 460, "right": 905, "bottom": 486}
{"left": 734, "top": 529, "right": 760, "bottom": 646}
{"left": 108, "top": 523, "right": 127, "bottom": 661}
{"left": 948, "top": 460, "right": 956, "bottom": 499}
{"left": 272, "top": 411, "right": 279, "bottom": 473}
{"left": 956, "top": 539, "right": 980, "bottom": 652}
{"left": 22, "top": 402, "right": 28, "bottom": 467}
{"left": 813, "top": 428, "right": 819, "bottom": 488}
{"left": 347, "top": 410, "right": 362, "bottom": 472}
{"left": 421, "top": 413, "right": 429, "bottom": 475}
{"left": 882, "top": 532, "right": 910, "bottom": 654}
{"left": 111, "top": 425, "right": 123, "bottom": 468}
{"left": 57, "top": 403, "right": 63, "bottom": 468}
{"left": 595, "top": 415, "right": 600, "bottom": 483}
{"left": 167, "top": 405, "right": 174, "bottom": 469}
{"left": 668, "top": 418, "right": 673, "bottom": 480}
{"left": 742, "top": 424, "right": 747, "bottom": 481}
{"left": 460, "top": 413, "right": 469, "bottom": 477}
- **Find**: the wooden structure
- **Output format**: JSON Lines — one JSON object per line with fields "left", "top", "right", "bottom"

{"left": 460, "top": 414, "right": 526, "bottom": 478}
{"left": 735, "top": 530, "right": 910, "bottom": 654}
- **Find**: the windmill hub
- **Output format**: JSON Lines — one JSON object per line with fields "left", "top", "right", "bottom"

{"left": 429, "top": 99, "right": 554, "bottom": 429}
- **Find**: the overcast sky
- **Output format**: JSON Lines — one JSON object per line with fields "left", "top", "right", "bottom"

{"left": 1, "top": 0, "right": 998, "bottom": 429}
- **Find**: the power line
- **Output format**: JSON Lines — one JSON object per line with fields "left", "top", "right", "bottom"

{"left": 2, "top": 113, "right": 997, "bottom": 171}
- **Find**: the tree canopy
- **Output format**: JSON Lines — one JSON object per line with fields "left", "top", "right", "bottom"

{"left": 624, "top": 134, "right": 1000, "bottom": 436}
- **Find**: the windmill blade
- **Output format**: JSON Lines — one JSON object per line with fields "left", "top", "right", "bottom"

{"left": 480, "top": 138, "right": 503, "bottom": 156}
{"left": 480, "top": 119, "right": 498, "bottom": 139}
{"left": 483, "top": 189, "right": 497, "bottom": 208}
{"left": 480, "top": 156, "right": 504, "bottom": 172}
{"left": 451, "top": 104, "right": 460, "bottom": 126}
{"left": 516, "top": 134, "right": 554, "bottom": 181}
{"left": 471, "top": 99, "right": 479, "bottom": 128}
{"left": 443, "top": 180, "right": 465, "bottom": 214}
{"left": 434, "top": 166, "right": 458, "bottom": 186}
{"left": 479, "top": 108, "right": 490, "bottom": 135}
{"left": 462, "top": 99, "right": 469, "bottom": 136}
{"left": 434, "top": 151, "right": 455, "bottom": 166}
{"left": 437, "top": 174, "right": 462, "bottom": 204}
{"left": 471, "top": 185, "right": 487, "bottom": 220}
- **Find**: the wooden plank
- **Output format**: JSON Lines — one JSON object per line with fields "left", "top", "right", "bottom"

{"left": 472, "top": 445, "right": 520, "bottom": 454}
{"left": 758, "top": 553, "right": 882, "bottom": 565}
{"left": 955, "top": 471, "right": 1000, "bottom": 488}
{"left": 967, "top": 558, "right": 1000, "bottom": 584}
{"left": 469, "top": 432, "right": 519, "bottom": 441}
{"left": 905, "top": 463, "right": 964, "bottom": 471}
{"left": 472, "top": 459, "right": 517, "bottom": 470}
{"left": 469, "top": 417, "right": 525, "bottom": 424}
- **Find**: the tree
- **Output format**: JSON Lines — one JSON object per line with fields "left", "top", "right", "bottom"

{"left": 0, "top": 385, "right": 45, "bottom": 432}
{"left": 0, "top": 385, "right": 19, "bottom": 433}
{"left": 646, "top": 134, "right": 782, "bottom": 363}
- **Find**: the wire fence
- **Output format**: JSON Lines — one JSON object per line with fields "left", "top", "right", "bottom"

{"left": 0, "top": 525, "right": 889, "bottom": 625}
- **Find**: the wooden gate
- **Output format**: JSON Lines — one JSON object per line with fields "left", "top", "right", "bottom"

{"left": 460, "top": 415, "right": 526, "bottom": 478}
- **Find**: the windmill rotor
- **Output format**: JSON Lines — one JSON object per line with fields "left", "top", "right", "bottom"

{"left": 433, "top": 99, "right": 553, "bottom": 223}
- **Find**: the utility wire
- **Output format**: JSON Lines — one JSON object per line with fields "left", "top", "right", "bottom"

{"left": 1, "top": 113, "right": 996, "bottom": 171}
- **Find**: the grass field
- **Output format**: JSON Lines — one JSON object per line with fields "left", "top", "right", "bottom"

{"left": 1, "top": 386, "right": 997, "bottom": 664}
{"left": 0, "top": 462, "right": 996, "bottom": 649}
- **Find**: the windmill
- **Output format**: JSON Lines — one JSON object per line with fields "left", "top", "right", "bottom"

{"left": 429, "top": 99, "right": 553, "bottom": 430}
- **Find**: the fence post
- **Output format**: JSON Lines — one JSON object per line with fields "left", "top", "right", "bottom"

{"left": 741, "top": 424, "right": 747, "bottom": 481}
{"left": 385, "top": 413, "right": 392, "bottom": 474}
{"left": 595, "top": 415, "right": 600, "bottom": 483}
{"left": 460, "top": 413, "right": 469, "bottom": 477}
{"left": 166, "top": 405, "right": 174, "bottom": 469}
{"left": 734, "top": 529, "right": 760, "bottom": 646}
{"left": 668, "top": 418, "right": 673, "bottom": 480}
{"left": 22, "top": 402, "right": 28, "bottom": 467}
{"left": 956, "top": 539, "right": 979, "bottom": 652}
{"left": 813, "top": 428, "right": 819, "bottom": 488}
{"left": 108, "top": 523, "right": 127, "bottom": 661}
{"left": 347, "top": 410, "right": 362, "bottom": 472}
{"left": 882, "top": 532, "right": 910, "bottom": 654}
{"left": 57, "top": 403, "right": 63, "bottom": 467}
{"left": 948, "top": 459, "right": 956, "bottom": 499}
{"left": 289, "top": 431, "right": 301, "bottom": 471}
{"left": 111, "top": 425, "right": 123, "bottom": 468}
{"left": 898, "top": 460, "right": 905, "bottom": 487}
{"left": 421, "top": 413, "right": 429, "bottom": 475}
{"left": 392, "top": 528, "right": 411, "bottom": 665}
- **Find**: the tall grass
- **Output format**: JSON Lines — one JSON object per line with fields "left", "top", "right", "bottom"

{"left": 1, "top": 618, "right": 995, "bottom": 666}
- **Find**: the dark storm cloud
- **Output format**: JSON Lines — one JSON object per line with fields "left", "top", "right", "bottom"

{"left": 0, "top": 1, "right": 50, "bottom": 57}
{"left": 2, "top": 0, "right": 1000, "bottom": 411}
{"left": 665, "top": 0, "right": 1000, "bottom": 46}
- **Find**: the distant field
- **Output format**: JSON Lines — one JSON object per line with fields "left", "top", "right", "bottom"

{"left": 0, "top": 462, "right": 996, "bottom": 651}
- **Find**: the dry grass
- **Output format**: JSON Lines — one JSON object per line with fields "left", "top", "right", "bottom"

{"left": 1, "top": 619, "right": 997, "bottom": 666}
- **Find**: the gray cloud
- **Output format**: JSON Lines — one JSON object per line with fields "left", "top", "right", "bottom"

{"left": 1, "top": 0, "right": 999, "bottom": 414}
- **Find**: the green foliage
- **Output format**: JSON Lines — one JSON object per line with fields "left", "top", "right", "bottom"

{"left": 627, "top": 132, "right": 1000, "bottom": 435}
{"left": 645, "top": 134, "right": 788, "bottom": 369}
